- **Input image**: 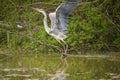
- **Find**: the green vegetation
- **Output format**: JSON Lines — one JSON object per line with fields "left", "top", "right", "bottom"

{"left": 0, "top": 0, "right": 120, "bottom": 53}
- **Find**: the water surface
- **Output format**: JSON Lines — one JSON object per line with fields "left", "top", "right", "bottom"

{"left": 0, "top": 52, "right": 120, "bottom": 80}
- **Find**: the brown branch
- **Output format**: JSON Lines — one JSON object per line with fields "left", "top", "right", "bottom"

{"left": 105, "top": 8, "right": 120, "bottom": 32}
{"left": 0, "top": 21, "right": 11, "bottom": 27}
{"left": 8, "top": 0, "right": 16, "bottom": 7}
{"left": 28, "top": 2, "right": 58, "bottom": 6}
{"left": 76, "top": 0, "right": 105, "bottom": 12}
{"left": 26, "top": 34, "right": 62, "bottom": 53}
{"left": 79, "top": 0, "right": 98, "bottom": 5}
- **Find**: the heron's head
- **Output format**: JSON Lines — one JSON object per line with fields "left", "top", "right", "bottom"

{"left": 32, "top": 8, "right": 45, "bottom": 13}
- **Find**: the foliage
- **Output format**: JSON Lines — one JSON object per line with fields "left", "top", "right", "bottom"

{"left": 0, "top": 0, "right": 120, "bottom": 53}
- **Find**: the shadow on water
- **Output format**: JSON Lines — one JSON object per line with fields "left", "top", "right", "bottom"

{"left": 0, "top": 52, "right": 120, "bottom": 80}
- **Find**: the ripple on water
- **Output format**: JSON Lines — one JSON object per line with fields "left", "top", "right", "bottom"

{"left": 5, "top": 74, "right": 32, "bottom": 77}
{"left": 0, "top": 68, "right": 46, "bottom": 73}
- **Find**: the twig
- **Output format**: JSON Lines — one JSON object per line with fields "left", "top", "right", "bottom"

{"left": 8, "top": 0, "right": 16, "bottom": 7}
{"left": 76, "top": 0, "right": 105, "bottom": 12}
{"left": 28, "top": 2, "right": 58, "bottom": 6}
{"left": 105, "top": 8, "right": 120, "bottom": 32}
{"left": 0, "top": 22, "right": 11, "bottom": 27}
{"left": 79, "top": 0, "right": 98, "bottom": 6}
{"left": 26, "top": 34, "right": 62, "bottom": 53}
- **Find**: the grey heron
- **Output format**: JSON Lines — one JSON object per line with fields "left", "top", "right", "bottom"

{"left": 32, "top": 0, "right": 79, "bottom": 57}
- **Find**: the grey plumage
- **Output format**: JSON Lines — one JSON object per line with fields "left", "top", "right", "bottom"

{"left": 56, "top": 0, "right": 79, "bottom": 32}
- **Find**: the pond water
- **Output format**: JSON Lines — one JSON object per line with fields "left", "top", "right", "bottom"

{"left": 0, "top": 51, "right": 120, "bottom": 80}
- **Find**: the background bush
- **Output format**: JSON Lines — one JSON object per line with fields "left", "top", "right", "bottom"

{"left": 0, "top": 0, "right": 120, "bottom": 53}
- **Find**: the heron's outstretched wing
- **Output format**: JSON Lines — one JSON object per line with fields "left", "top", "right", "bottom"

{"left": 55, "top": 0, "right": 79, "bottom": 32}
{"left": 49, "top": 12, "right": 56, "bottom": 28}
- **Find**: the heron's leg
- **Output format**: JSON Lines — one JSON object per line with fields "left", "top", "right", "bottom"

{"left": 65, "top": 44, "right": 68, "bottom": 55}
{"left": 56, "top": 39, "right": 62, "bottom": 45}
{"left": 61, "top": 39, "right": 66, "bottom": 44}
{"left": 61, "top": 40, "right": 68, "bottom": 58}
{"left": 56, "top": 39, "right": 68, "bottom": 58}
{"left": 62, "top": 44, "right": 68, "bottom": 58}
{"left": 61, "top": 43, "right": 66, "bottom": 57}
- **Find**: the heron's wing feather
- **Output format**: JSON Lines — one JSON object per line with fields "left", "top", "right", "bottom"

{"left": 49, "top": 12, "right": 57, "bottom": 29}
{"left": 55, "top": 0, "right": 79, "bottom": 32}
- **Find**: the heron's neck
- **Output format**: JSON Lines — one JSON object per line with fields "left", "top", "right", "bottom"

{"left": 42, "top": 11, "right": 50, "bottom": 33}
